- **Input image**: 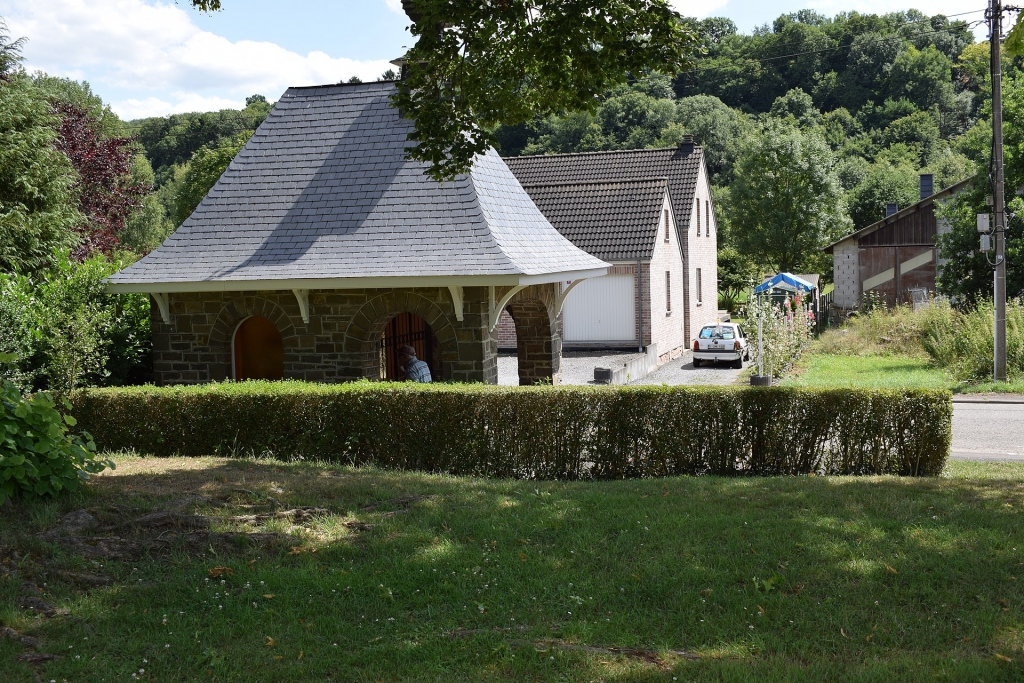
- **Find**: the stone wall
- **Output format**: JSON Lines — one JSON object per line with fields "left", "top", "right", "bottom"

{"left": 152, "top": 286, "right": 501, "bottom": 385}
{"left": 151, "top": 284, "right": 565, "bottom": 386}
{"left": 832, "top": 239, "right": 860, "bottom": 310}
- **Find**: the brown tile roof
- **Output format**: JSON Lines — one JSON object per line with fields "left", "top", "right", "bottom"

{"left": 505, "top": 145, "right": 705, "bottom": 245}
{"left": 519, "top": 178, "right": 669, "bottom": 261}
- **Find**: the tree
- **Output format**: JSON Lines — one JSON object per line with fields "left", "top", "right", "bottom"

{"left": 120, "top": 155, "right": 174, "bottom": 254}
{"left": 0, "top": 18, "right": 25, "bottom": 79}
{"left": 596, "top": 91, "right": 675, "bottom": 148}
{"left": 846, "top": 161, "right": 918, "bottom": 229}
{"left": 886, "top": 46, "right": 953, "bottom": 112}
{"left": 769, "top": 88, "right": 821, "bottom": 128}
{"left": 661, "top": 95, "right": 751, "bottom": 182}
{"left": 0, "top": 76, "right": 81, "bottom": 273}
{"left": 730, "top": 120, "right": 849, "bottom": 274}
{"left": 52, "top": 102, "right": 149, "bottom": 258}
{"left": 172, "top": 131, "right": 252, "bottom": 225}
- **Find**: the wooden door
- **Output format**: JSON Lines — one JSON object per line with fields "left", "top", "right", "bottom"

{"left": 233, "top": 316, "right": 284, "bottom": 380}
{"left": 379, "top": 312, "right": 438, "bottom": 380}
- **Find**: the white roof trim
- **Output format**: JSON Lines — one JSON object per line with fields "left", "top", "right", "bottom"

{"left": 105, "top": 267, "right": 610, "bottom": 295}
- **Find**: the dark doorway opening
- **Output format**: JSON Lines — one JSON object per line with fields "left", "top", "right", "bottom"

{"left": 233, "top": 316, "right": 284, "bottom": 380}
{"left": 380, "top": 312, "right": 441, "bottom": 380}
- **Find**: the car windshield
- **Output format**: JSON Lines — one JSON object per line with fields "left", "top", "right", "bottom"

{"left": 699, "top": 326, "right": 735, "bottom": 340}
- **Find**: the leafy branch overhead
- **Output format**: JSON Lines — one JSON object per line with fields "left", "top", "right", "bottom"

{"left": 189, "top": 0, "right": 700, "bottom": 180}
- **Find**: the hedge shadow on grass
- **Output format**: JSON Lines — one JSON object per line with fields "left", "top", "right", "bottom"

{"left": 5, "top": 457, "right": 1022, "bottom": 682}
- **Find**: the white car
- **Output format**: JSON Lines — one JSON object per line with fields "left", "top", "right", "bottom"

{"left": 692, "top": 322, "right": 750, "bottom": 369}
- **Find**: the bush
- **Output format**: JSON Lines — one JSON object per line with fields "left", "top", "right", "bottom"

{"left": 0, "top": 251, "right": 151, "bottom": 392}
{"left": 747, "top": 293, "right": 815, "bottom": 377}
{"left": 0, "top": 377, "right": 111, "bottom": 505}
{"left": 71, "top": 382, "right": 952, "bottom": 478}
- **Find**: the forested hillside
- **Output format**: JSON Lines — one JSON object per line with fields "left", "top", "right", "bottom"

{"left": 494, "top": 10, "right": 990, "bottom": 288}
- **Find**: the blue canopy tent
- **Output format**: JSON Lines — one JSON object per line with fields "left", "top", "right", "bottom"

{"left": 754, "top": 272, "right": 817, "bottom": 295}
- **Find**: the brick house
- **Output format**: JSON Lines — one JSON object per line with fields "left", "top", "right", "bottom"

{"left": 502, "top": 139, "right": 719, "bottom": 361}
{"left": 825, "top": 174, "right": 973, "bottom": 310}
{"left": 106, "top": 81, "right": 607, "bottom": 385}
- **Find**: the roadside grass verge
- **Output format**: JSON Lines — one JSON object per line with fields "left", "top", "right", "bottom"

{"left": 781, "top": 354, "right": 953, "bottom": 389}
{"left": 1, "top": 456, "right": 1022, "bottom": 682}
{"left": 782, "top": 353, "right": 1024, "bottom": 394}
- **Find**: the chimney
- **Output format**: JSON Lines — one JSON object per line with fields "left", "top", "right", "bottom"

{"left": 679, "top": 135, "right": 695, "bottom": 155}
{"left": 920, "top": 173, "right": 934, "bottom": 201}
{"left": 885, "top": 203, "right": 898, "bottom": 217}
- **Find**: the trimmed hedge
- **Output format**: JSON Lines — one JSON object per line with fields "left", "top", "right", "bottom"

{"left": 70, "top": 382, "right": 952, "bottom": 478}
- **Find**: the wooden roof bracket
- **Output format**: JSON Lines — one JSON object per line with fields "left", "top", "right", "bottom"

{"left": 151, "top": 292, "right": 171, "bottom": 324}
{"left": 447, "top": 285, "right": 464, "bottom": 321}
{"left": 488, "top": 285, "right": 526, "bottom": 331}
{"left": 553, "top": 279, "right": 586, "bottom": 316}
{"left": 292, "top": 289, "right": 310, "bottom": 324}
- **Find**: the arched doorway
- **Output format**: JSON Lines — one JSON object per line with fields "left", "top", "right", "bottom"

{"left": 379, "top": 312, "right": 441, "bottom": 380}
{"left": 233, "top": 316, "right": 284, "bottom": 380}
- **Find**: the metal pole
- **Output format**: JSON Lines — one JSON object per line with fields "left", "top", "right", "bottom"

{"left": 757, "top": 299, "right": 764, "bottom": 377}
{"left": 992, "top": 0, "right": 1008, "bottom": 381}
{"left": 637, "top": 259, "right": 644, "bottom": 353}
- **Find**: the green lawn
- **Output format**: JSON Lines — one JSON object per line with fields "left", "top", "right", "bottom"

{"left": 782, "top": 353, "right": 1024, "bottom": 394}
{"left": 781, "top": 354, "right": 953, "bottom": 389}
{"left": 2, "top": 456, "right": 1023, "bottom": 681}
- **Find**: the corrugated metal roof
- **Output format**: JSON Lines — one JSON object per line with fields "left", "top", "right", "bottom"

{"left": 107, "top": 81, "right": 607, "bottom": 292}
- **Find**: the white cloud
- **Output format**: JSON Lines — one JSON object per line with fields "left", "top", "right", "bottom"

{"left": 111, "top": 94, "right": 246, "bottom": 120}
{"left": 382, "top": 0, "right": 406, "bottom": 14}
{"left": 670, "top": 0, "right": 731, "bottom": 20}
{"left": 5, "top": 0, "right": 394, "bottom": 117}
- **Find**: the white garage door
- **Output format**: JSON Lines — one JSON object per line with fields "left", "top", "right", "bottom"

{"left": 563, "top": 275, "right": 636, "bottom": 342}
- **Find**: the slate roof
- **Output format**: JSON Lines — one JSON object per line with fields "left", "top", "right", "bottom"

{"left": 519, "top": 178, "right": 669, "bottom": 261}
{"left": 505, "top": 145, "right": 705, "bottom": 240}
{"left": 108, "top": 81, "right": 607, "bottom": 292}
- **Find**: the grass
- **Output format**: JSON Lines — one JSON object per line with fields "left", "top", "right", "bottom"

{"left": 2, "top": 455, "right": 1023, "bottom": 682}
{"left": 783, "top": 353, "right": 1024, "bottom": 394}
{"left": 781, "top": 354, "right": 952, "bottom": 389}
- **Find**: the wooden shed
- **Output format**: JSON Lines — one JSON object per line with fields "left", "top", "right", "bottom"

{"left": 824, "top": 175, "right": 973, "bottom": 309}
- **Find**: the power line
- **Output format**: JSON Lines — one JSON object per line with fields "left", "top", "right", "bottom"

{"left": 706, "top": 7, "right": 986, "bottom": 57}
{"left": 681, "top": 21, "right": 986, "bottom": 76}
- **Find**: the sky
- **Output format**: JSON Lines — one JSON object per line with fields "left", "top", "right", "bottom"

{"left": 2, "top": 0, "right": 992, "bottom": 121}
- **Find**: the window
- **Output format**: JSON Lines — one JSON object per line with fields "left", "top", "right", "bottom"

{"left": 665, "top": 271, "right": 672, "bottom": 314}
{"left": 706, "top": 200, "right": 710, "bottom": 237}
{"left": 699, "top": 325, "right": 735, "bottom": 340}
{"left": 695, "top": 200, "right": 700, "bottom": 236}
{"left": 696, "top": 268, "right": 703, "bottom": 305}
{"left": 664, "top": 209, "right": 670, "bottom": 242}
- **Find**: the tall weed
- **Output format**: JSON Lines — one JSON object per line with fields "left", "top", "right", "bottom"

{"left": 922, "top": 300, "right": 1024, "bottom": 381}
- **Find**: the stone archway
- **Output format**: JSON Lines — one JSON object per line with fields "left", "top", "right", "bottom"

{"left": 503, "top": 285, "right": 562, "bottom": 385}
{"left": 343, "top": 291, "right": 459, "bottom": 381}
{"left": 208, "top": 295, "right": 299, "bottom": 381}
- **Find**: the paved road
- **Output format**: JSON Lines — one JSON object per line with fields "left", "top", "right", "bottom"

{"left": 629, "top": 351, "right": 744, "bottom": 386}
{"left": 951, "top": 401, "right": 1024, "bottom": 461}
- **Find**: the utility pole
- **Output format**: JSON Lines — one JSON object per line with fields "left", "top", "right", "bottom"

{"left": 991, "top": 0, "right": 1008, "bottom": 381}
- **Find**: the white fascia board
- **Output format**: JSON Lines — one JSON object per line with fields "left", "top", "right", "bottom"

{"left": 104, "top": 267, "right": 610, "bottom": 294}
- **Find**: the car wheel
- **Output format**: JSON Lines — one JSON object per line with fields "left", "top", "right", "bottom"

{"left": 733, "top": 358, "right": 744, "bottom": 370}
{"left": 693, "top": 358, "right": 702, "bottom": 368}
